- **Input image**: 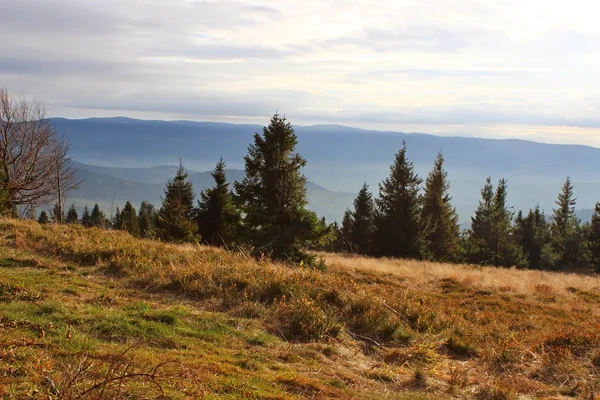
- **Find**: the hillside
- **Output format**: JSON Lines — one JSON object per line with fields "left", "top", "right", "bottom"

{"left": 68, "top": 162, "right": 355, "bottom": 223}
{"left": 55, "top": 117, "right": 600, "bottom": 222}
{"left": 2, "top": 219, "right": 600, "bottom": 399}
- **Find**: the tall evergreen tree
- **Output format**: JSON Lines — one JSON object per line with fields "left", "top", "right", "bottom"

{"left": 588, "top": 202, "right": 600, "bottom": 273}
{"left": 514, "top": 206, "right": 549, "bottom": 269}
{"left": 234, "top": 113, "right": 326, "bottom": 263}
{"left": 196, "top": 158, "right": 241, "bottom": 246}
{"left": 421, "top": 152, "right": 461, "bottom": 262}
{"left": 157, "top": 161, "right": 197, "bottom": 242}
{"left": 375, "top": 141, "right": 423, "bottom": 259}
{"left": 466, "top": 177, "right": 495, "bottom": 265}
{"left": 121, "top": 201, "right": 140, "bottom": 236}
{"left": 550, "top": 177, "right": 583, "bottom": 268}
{"left": 65, "top": 204, "right": 79, "bottom": 224}
{"left": 138, "top": 201, "right": 157, "bottom": 238}
{"left": 335, "top": 208, "right": 354, "bottom": 252}
{"left": 38, "top": 210, "right": 50, "bottom": 224}
{"left": 348, "top": 183, "right": 376, "bottom": 255}
{"left": 491, "top": 179, "right": 525, "bottom": 267}
{"left": 80, "top": 205, "right": 91, "bottom": 228}
{"left": 90, "top": 203, "right": 107, "bottom": 228}
{"left": 112, "top": 207, "right": 122, "bottom": 230}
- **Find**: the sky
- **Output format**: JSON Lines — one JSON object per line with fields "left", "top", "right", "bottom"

{"left": 2, "top": 0, "right": 600, "bottom": 146}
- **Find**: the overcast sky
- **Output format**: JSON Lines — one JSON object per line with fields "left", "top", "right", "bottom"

{"left": 2, "top": 0, "right": 600, "bottom": 145}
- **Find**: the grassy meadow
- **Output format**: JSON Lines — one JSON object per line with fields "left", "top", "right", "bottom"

{"left": 0, "top": 219, "right": 599, "bottom": 399}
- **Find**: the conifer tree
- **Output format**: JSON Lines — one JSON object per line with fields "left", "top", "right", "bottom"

{"left": 138, "top": 201, "right": 157, "bottom": 238}
{"left": 335, "top": 208, "right": 354, "bottom": 252}
{"left": 588, "top": 202, "right": 600, "bottom": 273}
{"left": 421, "top": 152, "right": 461, "bottom": 262}
{"left": 234, "top": 113, "right": 326, "bottom": 263}
{"left": 90, "top": 203, "right": 107, "bottom": 228}
{"left": 38, "top": 210, "right": 50, "bottom": 224}
{"left": 491, "top": 179, "right": 525, "bottom": 267}
{"left": 514, "top": 206, "right": 549, "bottom": 269}
{"left": 196, "top": 158, "right": 241, "bottom": 246}
{"left": 375, "top": 141, "right": 423, "bottom": 259}
{"left": 465, "top": 177, "right": 495, "bottom": 264}
{"left": 550, "top": 177, "right": 583, "bottom": 268}
{"left": 157, "top": 161, "right": 197, "bottom": 242}
{"left": 121, "top": 201, "right": 140, "bottom": 236}
{"left": 80, "top": 205, "right": 91, "bottom": 227}
{"left": 112, "top": 207, "right": 122, "bottom": 230}
{"left": 349, "top": 183, "right": 376, "bottom": 255}
{"left": 65, "top": 204, "right": 79, "bottom": 224}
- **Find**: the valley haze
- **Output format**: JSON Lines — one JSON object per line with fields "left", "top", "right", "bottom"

{"left": 56, "top": 116, "right": 600, "bottom": 224}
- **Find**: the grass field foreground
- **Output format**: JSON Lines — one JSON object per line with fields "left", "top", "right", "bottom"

{"left": 0, "top": 219, "right": 599, "bottom": 399}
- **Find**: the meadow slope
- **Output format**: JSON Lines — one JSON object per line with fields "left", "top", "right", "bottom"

{"left": 0, "top": 219, "right": 599, "bottom": 399}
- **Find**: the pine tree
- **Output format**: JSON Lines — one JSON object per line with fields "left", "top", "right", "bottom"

{"left": 65, "top": 204, "right": 79, "bottom": 224}
{"left": 421, "top": 152, "right": 461, "bottom": 262}
{"left": 234, "top": 113, "right": 327, "bottom": 264}
{"left": 349, "top": 183, "right": 376, "bottom": 255}
{"left": 491, "top": 179, "right": 525, "bottom": 267}
{"left": 90, "top": 203, "right": 107, "bottom": 228}
{"left": 466, "top": 177, "right": 495, "bottom": 264}
{"left": 121, "top": 201, "right": 140, "bottom": 236}
{"left": 335, "top": 208, "right": 354, "bottom": 252}
{"left": 138, "top": 201, "right": 157, "bottom": 238}
{"left": 588, "top": 202, "right": 600, "bottom": 273}
{"left": 375, "top": 141, "right": 423, "bottom": 259}
{"left": 514, "top": 206, "right": 549, "bottom": 269}
{"left": 550, "top": 177, "right": 582, "bottom": 269}
{"left": 196, "top": 158, "right": 241, "bottom": 246}
{"left": 112, "top": 207, "right": 122, "bottom": 230}
{"left": 80, "top": 205, "right": 91, "bottom": 228}
{"left": 157, "top": 161, "right": 197, "bottom": 242}
{"left": 38, "top": 210, "right": 50, "bottom": 224}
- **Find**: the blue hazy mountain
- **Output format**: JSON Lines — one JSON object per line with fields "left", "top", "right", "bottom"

{"left": 68, "top": 162, "right": 355, "bottom": 222}
{"left": 55, "top": 117, "right": 600, "bottom": 222}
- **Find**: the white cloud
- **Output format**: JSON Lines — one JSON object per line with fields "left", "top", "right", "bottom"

{"left": 2, "top": 0, "right": 600, "bottom": 145}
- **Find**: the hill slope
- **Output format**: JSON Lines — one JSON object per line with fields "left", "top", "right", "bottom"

{"left": 2, "top": 219, "right": 600, "bottom": 399}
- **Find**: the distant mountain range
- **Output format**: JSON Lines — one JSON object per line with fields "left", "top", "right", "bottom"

{"left": 68, "top": 161, "right": 355, "bottom": 222}
{"left": 52, "top": 117, "right": 600, "bottom": 223}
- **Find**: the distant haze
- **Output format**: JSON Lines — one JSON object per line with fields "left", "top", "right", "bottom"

{"left": 3, "top": 0, "right": 600, "bottom": 146}
{"left": 57, "top": 117, "right": 600, "bottom": 224}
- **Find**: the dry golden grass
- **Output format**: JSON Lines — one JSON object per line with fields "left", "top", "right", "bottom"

{"left": 2, "top": 219, "right": 600, "bottom": 399}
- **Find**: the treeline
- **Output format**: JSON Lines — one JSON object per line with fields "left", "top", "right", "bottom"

{"left": 335, "top": 144, "right": 600, "bottom": 273}
{"left": 34, "top": 112, "right": 600, "bottom": 273}
{"left": 41, "top": 114, "right": 331, "bottom": 267}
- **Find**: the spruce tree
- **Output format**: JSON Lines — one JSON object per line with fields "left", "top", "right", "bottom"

{"left": 234, "top": 113, "right": 326, "bottom": 263}
{"left": 349, "top": 183, "right": 376, "bottom": 255}
{"left": 112, "top": 207, "right": 122, "bottom": 230}
{"left": 421, "top": 152, "right": 461, "bottom": 262}
{"left": 375, "top": 141, "right": 423, "bottom": 259}
{"left": 38, "top": 210, "right": 50, "bottom": 224}
{"left": 65, "top": 204, "right": 79, "bottom": 224}
{"left": 90, "top": 203, "right": 107, "bottom": 228}
{"left": 550, "top": 177, "right": 582, "bottom": 268}
{"left": 157, "top": 161, "right": 197, "bottom": 242}
{"left": 80, "top": 205, "right": 91, "bottom": 227}
{"left": 491, "top": 179, "right": 525, "bottom": 267}
{"left": 335, "top": 208, "right": 354, "bottom": 252}
{"left": 588, "top": 202, "right": 600, "bottom": 273}
{"left": 196, "top": 158, "right": 241, "bottom": 246}
{"left": 121, "top": 201, "right": 140, "bottom": 236}
{"left": 466, "top": 177, "right": 495, "bottom": 264}
{"left": 138, "top": 201, "right": 157, "bottom": 238}
{"left": 514, "top": 206, "right": 549, "bottom": 269}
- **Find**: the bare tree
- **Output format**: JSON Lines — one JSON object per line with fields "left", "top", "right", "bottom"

{"left": 0, "top": 88, "right": 80, "bottom": 218}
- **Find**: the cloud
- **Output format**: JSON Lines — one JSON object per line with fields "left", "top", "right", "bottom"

{"left": 2, "top": 0, "right": 600, "bottom": 146}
